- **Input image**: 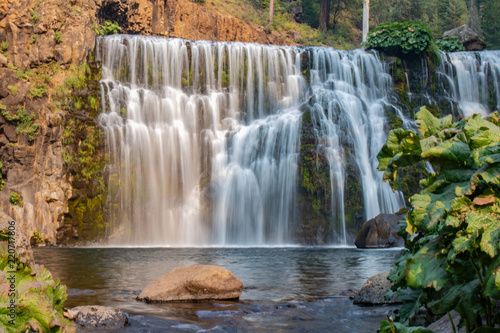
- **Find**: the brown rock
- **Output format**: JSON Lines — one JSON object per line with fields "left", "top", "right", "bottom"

{"left": 138, "top": 265, "right": 243, "bottom": 302}
{"left": 100, "top": 0, "right": 287, "bottom": 45}
{"left": 0, "top": 53, "right": 7, "bottom": 68}
{"left": 353, "top": 272, "right": 398, "bottom": 305}
{"left": 3, "top": 123, "right": 17, "bottom": 142}
{"left": 0, "top": 211, "right": 34, "bottom": 265}
{"left": 427, "top": 310, "right": 465, "bottom": 333}
{"left": 443, "top": 24, "right": 486, "bottom": 51}
{"left": 68, "top": 306, "right": 128, "bottom": 329}
{"left": 354, "top": 214, "right": 403, "bottom": 248}
{"left": 0, "top": 134, "right": 9, "bottom": 148}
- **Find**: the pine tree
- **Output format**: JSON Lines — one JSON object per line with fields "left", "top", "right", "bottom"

{"left": 445, "top": 0, "right": 467, "bottom": 29}
{"left": 481, "top": 0, "right": 500, "bottom": 49}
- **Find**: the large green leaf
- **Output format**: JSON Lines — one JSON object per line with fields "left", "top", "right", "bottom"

{"left": 416, "top": 107, "right": 453, "bottom": 137}
{"left": 427, "top": 277, "right": 480, "bottom": 315}
{"left": 0, "top": 243, "right": 75, "bottom": 333}
{"left": 394, "top": 288, "right": 427, "bottom": 324}
{"left": 377, "top": 107, "right": 500, "bottom": 331}
{"left": 422, "top": 140, "right": 472, "bottom": 168}
{"left": 405, "top": 241, "right": 448, "bottom": 291}
{"left": 484, "top": 257, "right": 500, "bottom": 299}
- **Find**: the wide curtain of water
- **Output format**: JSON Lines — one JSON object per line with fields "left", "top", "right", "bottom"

{"left": 96, "top": 35, "right": 412, "bottom": 246}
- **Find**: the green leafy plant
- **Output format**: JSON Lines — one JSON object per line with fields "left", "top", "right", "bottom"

{"left": 0, "top": 41, "right": 8, "bottom": 53}
{"left": 364, "top": 21, "right": 434, "bottom": 56}
{"left": 7, "top": 85, "right": 18, "bottom": 96}
{"left": 435, "top": 36, "right": 465, "bottom": 52}
{"left": 30, "top": 34, "right": 38, "bottom": 44}
{"left": 55, "top": 30, "right": 62, "bottom": 44}
{"left": 91, "top": 20, "right": 121, "bottom": 36}
{"left": 28, "top": 84, "right": 48, "bottom": 99}
{"left": 0, "top": 230, "right": 76, "bottom": 332}
{"left": 32, "top": 0, "right": 42, "bottom": 9}
{"left": 9, "top": 192, "right": 23, "bottom": 207}
{"left": 30, "top": 11, "right": 39, "bottom": 23}
{"left": 15, "top": 68, "right": 32, "bottom": 80}
{"left": 1, "top": 106, "right": 39, "bottom": 141}
{"left": 377, "top": 107, "right": 500, "bottom": 332}
{"left": 31, "top": 230, "right": 44, "bottom": 244}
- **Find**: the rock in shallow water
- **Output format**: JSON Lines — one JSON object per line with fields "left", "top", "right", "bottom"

{"left": 137, "top": 265, "right": 243, "bottom": 302}
{"left": 353, "top": 272, "right": 398, "bottom": 305}
{"left": 355, "top": 214, "right": 403, "bottom": 248}
{"left": 68, "top": 305, "right": 128, "bottom": 329}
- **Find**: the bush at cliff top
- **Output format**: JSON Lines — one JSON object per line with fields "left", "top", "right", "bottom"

{"left": 0, "top": 230, "right": 75, "bottom": 332}
{"left": 435, "top": 36, "right": 465, "bottom": 52}
{"left": 377, "top": 108, "right": 500, "bottom": 332}
{"left": 364, "top": 21, "right": 433, "bottom": 56}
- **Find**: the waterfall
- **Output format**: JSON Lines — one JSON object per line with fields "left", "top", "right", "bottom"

{"left": 97, "top": 35, "right": 405, "bottom": 246}
{"left": 307, "top": 48, "right": 405, "bottom": 243}
{"left": 437, "top": 50, "right": 500, "bottom": 117}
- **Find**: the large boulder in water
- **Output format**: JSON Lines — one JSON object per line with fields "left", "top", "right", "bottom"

{"left": 354, "top": 214, "right": 403, "bottom": 248}
{"left": 353, "top": 272, "right": 398, "bottom": 305}
{"left": 137, "top": 265, "right": 243, "bottom": 302}
{"left": 443, "top": 24, "right": 486, "bottom": 51}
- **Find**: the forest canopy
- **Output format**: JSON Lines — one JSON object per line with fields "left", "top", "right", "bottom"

{"left": 236, "top": 0, "right": 499, "bottom": 49}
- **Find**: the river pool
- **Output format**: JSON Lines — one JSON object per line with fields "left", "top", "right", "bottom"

{"left": 34, "top": 247, "right": 401, "bottom": 332}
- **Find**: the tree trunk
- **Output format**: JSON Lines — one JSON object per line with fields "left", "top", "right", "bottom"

{"left": 319, "top": 0, "right": 330, "bottom": 33}
{"left": 468, "top": 0, "right": 483, "bottom": 37}
{"left": 362, "top": 0, "right": 370, "bottom": 42}
{"left": 269, "top": 0, "right": 275, "bottom": 25}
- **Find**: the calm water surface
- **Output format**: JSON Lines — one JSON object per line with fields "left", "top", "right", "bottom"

{"left": 34, "top": 247, "right": 401, "bottom": 332}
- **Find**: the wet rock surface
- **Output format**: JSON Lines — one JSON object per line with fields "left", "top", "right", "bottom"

{"left": 69, "top": 305, "right": 128, "bottom": 329}
{"left": 78, "top": 299, "right": 399, "bottom": 333}
{"left": 355, "top": 214, "right": 404, "bottom": 248}
{"left": 353, "top": 272, "right": 398, "bottom": 305}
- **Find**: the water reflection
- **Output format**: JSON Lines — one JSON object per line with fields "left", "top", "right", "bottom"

{"left": 34, "top": 247, "right": 400, "bottom": 332}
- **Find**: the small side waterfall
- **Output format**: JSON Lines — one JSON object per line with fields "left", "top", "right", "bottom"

{"left": 307, "top": 48, "right": 405, "bottom": 243}
{"left": 97, "top": 35, "right": 407, "bottom": 246}
{"left": 437, "top": 50, "right": 500, "bottom": 117}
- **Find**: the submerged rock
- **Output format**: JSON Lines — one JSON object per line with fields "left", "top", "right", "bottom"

{"left": 354, "top": 214, "right": 403, "bottom": 248}
{"left": 353, "top": 272, "right": 398, "bottom": 305}
{"left": 137, "top": 265, "right": 243, "bottom": 303}
{"left": 68, "top": 305, "right": 128, "bottom": 329}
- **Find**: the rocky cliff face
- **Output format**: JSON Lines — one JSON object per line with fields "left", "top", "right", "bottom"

{"left": 0, "top": 0, "right": 98, "bottom": 244}
{"left": 97, "top": 0, "right": 288, "bottom": 44}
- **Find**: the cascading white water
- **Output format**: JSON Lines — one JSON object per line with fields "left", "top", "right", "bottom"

{"left": 98, "top": 36, "right": 306, "bottom": 245}
{"left": 97, "top": 35, "right": 406, "bottom": 246}
{"left": 437, "top": 50, "right": 500, "bottom": 117}
{"left": 307, "top": 48, "right": 405, "bottom": 243}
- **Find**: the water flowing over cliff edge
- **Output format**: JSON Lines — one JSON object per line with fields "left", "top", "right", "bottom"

{"left": 97, "top": 35, "right": 404, "bottom": 246}
{"left": 96, "top": 37, "right": 500, "bottom": 247}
